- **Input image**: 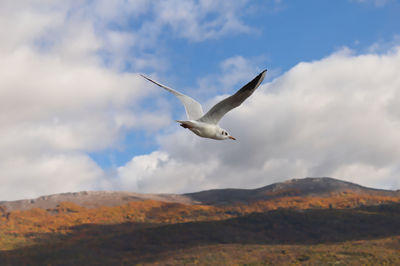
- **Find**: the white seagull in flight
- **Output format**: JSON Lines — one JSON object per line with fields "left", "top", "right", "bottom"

{"left": 141, "top": 69, "right": 267, "bottom": 141}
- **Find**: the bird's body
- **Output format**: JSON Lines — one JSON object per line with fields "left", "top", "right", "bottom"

{"left": 141, "top": 69, "right": 267, "bottom": 140}
{"left": 177, "top": 120, "right": 226, "bottom": 140}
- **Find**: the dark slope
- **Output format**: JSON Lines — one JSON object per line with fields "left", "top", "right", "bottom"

{"left": 1, "top": 203, "right": 400, "bottom": 265}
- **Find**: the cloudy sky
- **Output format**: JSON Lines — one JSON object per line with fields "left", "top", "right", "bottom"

{"left": 1, "top": 0, "right": 400, "bottom": 200}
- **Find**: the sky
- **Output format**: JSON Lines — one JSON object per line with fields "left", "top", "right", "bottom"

{"left": 1, "top": 0, "right": 400, "bottom": 200}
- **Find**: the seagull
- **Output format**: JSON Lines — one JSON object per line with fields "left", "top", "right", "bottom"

{"left": 141, "top": 69, "right": 267, "bottom": 140}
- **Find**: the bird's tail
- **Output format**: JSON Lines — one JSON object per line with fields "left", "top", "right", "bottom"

{"left": 176, "top": 120, "right": 194, "bottom": 129}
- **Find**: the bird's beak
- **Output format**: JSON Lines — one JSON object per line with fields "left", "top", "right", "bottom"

{"left": 229, "top": 136, "right": 236, "bottom": 140}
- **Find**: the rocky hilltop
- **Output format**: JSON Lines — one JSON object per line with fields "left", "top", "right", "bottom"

{"left": 1, "top": 177, "right": 398, "bottom": 211}
{"left": 186, "top": 177, "right": 400, "bottom": 205}
{"left": 0, "top": 191, "right": 195, "bottom": 211}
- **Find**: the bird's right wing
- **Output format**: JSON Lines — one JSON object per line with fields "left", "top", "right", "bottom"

{"left": 140, "top": 74, "right": 204, "bottom": 120}
{"left": 199, "top": 69, "right": 267, "bottom": 124}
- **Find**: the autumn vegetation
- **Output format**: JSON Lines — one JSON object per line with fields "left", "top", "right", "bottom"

{"left": 1, "top": 189, "right": 400, "bottom": 264}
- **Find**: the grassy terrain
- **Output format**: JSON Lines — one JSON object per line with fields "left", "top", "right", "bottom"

{"left": 0, "top": 194, "right": 400, "bottom": 265}
{"left": 143, "top": 238, "right": 400, "bottom": 265}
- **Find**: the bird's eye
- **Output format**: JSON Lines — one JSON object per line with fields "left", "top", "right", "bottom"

{"left": 225, "top": 132, "right": 228, "bottom": 135}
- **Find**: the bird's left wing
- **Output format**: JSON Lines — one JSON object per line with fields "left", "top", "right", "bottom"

{"left": 140, "top": 74, "right": 204, "bottom": 120}
{"left": 199, "top": 69, "right": 267, "bottom": 124}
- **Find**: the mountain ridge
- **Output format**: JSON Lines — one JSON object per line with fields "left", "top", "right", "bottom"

{"left": 1, "top": 177, "right": 398, "bottom": 211}
{"left": 1, "top": 177, "right": 400, "bottom": 264}
{"left": 186, "top": 177, "right": 400, "bottom": 205}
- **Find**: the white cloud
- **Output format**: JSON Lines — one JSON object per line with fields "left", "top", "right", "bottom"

{"left": 153, "top": 0, "right": 254, "bottom": 42}
{"left": 0, "top": 153, "right": 105, "bottom": 201}
{"left": 367, "top": 35, "right": 400, "bottom": 54}
{"left": 116, "top": 47, "right": 400, "bottom": 192}
{"left": 0, "top": 47, "right": 157, "bottom": 154}
{"left": 194, "top": 55, "right": 271, "bottom": 104}
{"left": 2, "top": 1, "right": 399, "bottom": 201}
{"left": 0, "top": 1, "right": 158, "bottom": 200}
{"left": 91, "top": 0, "right": 262, "bottom": 68}
{"left": 0, "top": 1, "right": 264, "bottom": 200}
{"left": 117, "top": 151, "right": 219, "bottom": 193}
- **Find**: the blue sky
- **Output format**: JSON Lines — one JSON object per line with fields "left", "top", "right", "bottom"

{"left": 92, "top": 0, "right": 400, "bottom": 167}
{"left": 1, "top": 0, "right": 400, "bottom": 200}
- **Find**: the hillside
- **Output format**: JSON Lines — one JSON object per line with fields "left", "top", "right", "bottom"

{"left": 0, "top": 191, "right": 194, "bottom": 212}
{"left": 186, "top": 177, "right": 400, "bottom": 205}
{"left": 1, "top": 177, "right": 398, "bottom": 211}
{"left": 1, "top": 177, "right": 400, "bottom": 265}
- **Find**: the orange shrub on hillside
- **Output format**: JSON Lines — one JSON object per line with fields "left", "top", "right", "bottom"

{"left": 1, "top": 191, "right": 400, "bottom": 250}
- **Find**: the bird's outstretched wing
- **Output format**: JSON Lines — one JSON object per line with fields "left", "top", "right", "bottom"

{"left": 199, "top": 69, "right": 267, "bottom": 124}
{"left": 140, "top": 74, "right": 204, "bottom": 120}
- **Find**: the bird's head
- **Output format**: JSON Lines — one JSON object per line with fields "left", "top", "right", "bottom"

{"left": 218, "top": 128, "right": 236, "bottom": 141}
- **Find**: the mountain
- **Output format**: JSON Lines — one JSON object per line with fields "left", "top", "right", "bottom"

{"left": 0, "top": 191, "right": 195, "bottom": 212}
{"left": 1, "top": 177, "right": 400, "bottom": 265}
{"left": 186, "top": 177, "right": 400, "bottom": 205}
{"left": 1, "top": 177, "right": 398, "bottom": 211}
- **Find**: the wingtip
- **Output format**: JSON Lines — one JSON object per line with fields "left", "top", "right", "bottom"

{"left": 140, "top": 73, "right": 154, "bottom": 83}
{"left": 257, "top": 69, "right": 267, "bottom": 80}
